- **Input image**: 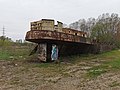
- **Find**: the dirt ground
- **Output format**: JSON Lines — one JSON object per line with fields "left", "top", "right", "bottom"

{"left": 0, "top": 58, "right": 120, "bottom": 90}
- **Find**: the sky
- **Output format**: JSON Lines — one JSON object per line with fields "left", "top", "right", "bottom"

{"left": 0, "top": 0, "right": 120, "bottom": 41}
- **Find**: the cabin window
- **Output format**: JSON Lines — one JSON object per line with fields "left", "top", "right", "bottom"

{"left": 75, "top": 33, "right": 77, "bottom": 35}
{"left": 69, "top": 30, "right": 70, "bottom": 33}
{"left": 83, "top": 34, "right": 85, "bottom": 37}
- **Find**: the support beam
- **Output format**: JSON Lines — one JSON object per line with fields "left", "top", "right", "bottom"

{"left": 46, "top": 43, "right": 52, "bottom": 62}
{"left": 38, "top": 44, "right": 47, "bottom": 62}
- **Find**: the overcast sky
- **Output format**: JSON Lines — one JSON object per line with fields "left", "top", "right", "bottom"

{"left": 0, "top": 0, "right": 120, "bottom": 41}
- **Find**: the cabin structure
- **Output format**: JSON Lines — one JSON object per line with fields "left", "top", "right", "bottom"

{"left": 30, "top": 19, "right": 87, "bottom": 37}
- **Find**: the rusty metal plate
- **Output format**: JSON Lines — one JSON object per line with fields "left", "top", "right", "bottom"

{"left": 25, "top": 30, "right": 88, "bottom": 43}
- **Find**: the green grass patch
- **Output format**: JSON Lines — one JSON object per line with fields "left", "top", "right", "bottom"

{"left": 0, "top": 50, "right": 11, "bottom": 60}
{"left": 87, "top": 50, "right": 120, "bottom": 78}
{"left": 98, "top": 50, "right": 120, "bottom": 59}
{"left": 106, "top": 58, "right": 120, "bottom": 69}
{"left": 87, "top": 65, "right": 107, "bottom": 78}
{"left": 0, "top": 47, "right": 30, "bottom": 60}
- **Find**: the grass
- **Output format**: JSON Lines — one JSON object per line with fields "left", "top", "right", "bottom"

{"left": 1, "top": 45, "right": 120, "bottom": 78}
{"left": 87, "top": 49, "right": 120, "bottom": 78}
{"left": 106, "top": 58, "right": 120, "bottom": 69}
{"left": 32, "top": 49, "right": 120, "bottom": 78}
{"left": 0, "top": 46, "right": 30, "bottom": 60}
{"left": 0, "top": 51, "right": 11, "bottom": 60}
{"left": 87, "top": 65, "right": 107, "bottom": 78}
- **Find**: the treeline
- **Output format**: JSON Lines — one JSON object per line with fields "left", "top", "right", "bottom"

{"left": 0, "top": 36, "right": 32, "bottom": 47}
{"left": 69, "top": 13, "right": 120, "bottom": 48}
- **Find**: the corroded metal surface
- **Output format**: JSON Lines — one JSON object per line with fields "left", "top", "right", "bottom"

{"left": 25, "top": 30, "right": 87, "bottom": 43}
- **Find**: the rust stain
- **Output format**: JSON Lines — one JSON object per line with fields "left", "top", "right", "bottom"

{"left": 25, "top": 30, "right": 88, "bottom": 43}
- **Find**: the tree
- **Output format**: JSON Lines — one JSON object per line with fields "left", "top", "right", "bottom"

{"left": 69, "top": 13, "right": 120, "bottom": 48}
{"left": 90, "top": 13, "right": 120, "bottom": 48}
